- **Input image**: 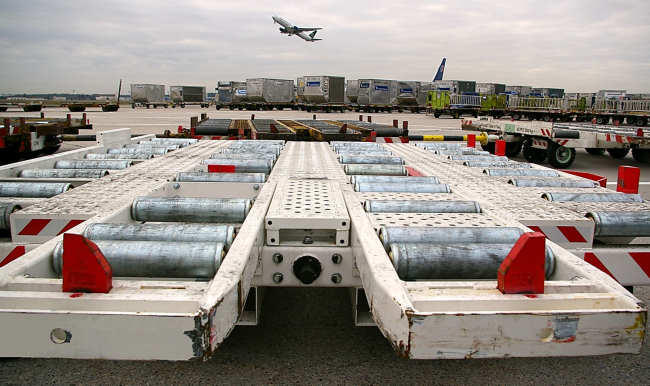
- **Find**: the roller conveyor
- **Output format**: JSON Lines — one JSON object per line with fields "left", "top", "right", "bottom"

{"left": 0, "top": 129, "right": 645, "bottom": 362}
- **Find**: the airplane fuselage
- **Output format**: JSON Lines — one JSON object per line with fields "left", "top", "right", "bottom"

{"left": 272, "top": 15, "right": 322, "bottom": 42}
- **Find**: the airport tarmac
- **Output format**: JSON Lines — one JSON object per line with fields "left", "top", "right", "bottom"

{"left": 1, "top": 106, "right": 649, "bottom": 385}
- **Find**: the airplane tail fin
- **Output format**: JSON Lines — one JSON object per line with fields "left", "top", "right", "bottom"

{"left": 433, "top": 58, "right": 446, "bottom": 82}
{"left": 309, "top": 31, "right": 318, "bottom": 39}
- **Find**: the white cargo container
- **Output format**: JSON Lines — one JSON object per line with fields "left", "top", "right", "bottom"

{"left": 297, "top": 76, "right": 345, "bottom": 104}
{"left": 130, "top": 84, "right": 166, "bottom": 108}
{"left": 357, "top": 79, "right": 397, "bottom": 109}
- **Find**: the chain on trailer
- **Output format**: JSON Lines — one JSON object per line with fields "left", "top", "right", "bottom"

{"left": 0, "top": 125, "right": 646, "bottom": 361}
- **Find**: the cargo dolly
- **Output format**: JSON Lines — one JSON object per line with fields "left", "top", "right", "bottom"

{"left": 464, "top": 116, "right": 650, "bottom": 168}
{"left": 0, "top": 128, "right": 645, "bottom": 361}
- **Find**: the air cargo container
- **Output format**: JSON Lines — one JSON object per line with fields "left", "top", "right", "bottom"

{"left": 433, "top": 80, "right": 476, "bottom": 94}
{"left": 130, "top": 84, "right": 168, "bottom": 109}
{"left": 215, "top": 81, "right": 247, "bottom": 110}
{"left": 597, "top": 90, "right": 627, "bottom": 100}
{"left": 477, "top": 83, "right": 506, "bottom": 95}
{"left": 505, "top": 85, "right": 532, "bottom": 96}
{"left": 346, "top": 80, "right": 359, "bottom": 104}
{"left": 355, "top": 79, "right": 398, "bottom": 112}
{"left": 243, "top": 78, "right": 296, "bottom": 110}
{"left": 395, "top": 81, "right": 434, "bottom": 113}
{"left": 297, "top": 76, "right": 346, "bottom": 112}
{"left": 530, "top": 88, "right": 565, "bottom": 98}
{"left": 169, "top": 86, "right": 209, "bottom": 108}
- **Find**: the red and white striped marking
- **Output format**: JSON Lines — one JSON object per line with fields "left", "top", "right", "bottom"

{"left": 573, "top": 249, "right": 650, "bottom": 286}
{"left": 375, "top": 137, "right": 409, "bottom": 143}
{"left": 554, "top": 140, "right": 569, "bottom": 146}
{"left": 605, "top": 134, "right": 630, "bottom": 144}
{"left": 520, "top": 222, "right": 593, "bottom": 249}
{"left": 11, "top": 215, "right": 93, "bottom": 243}
{"left": 0, "top": 244, "right": 38, "bottom": 268}
{"left": 532, "top": 139, "right": 548, "bottom": 149}
{"left": 541, "top": 128, "right": 552, "bottom": 137}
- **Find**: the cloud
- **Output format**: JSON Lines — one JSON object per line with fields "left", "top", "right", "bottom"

{"left": 0, "top": 0, "right": 648, "bottom": 94}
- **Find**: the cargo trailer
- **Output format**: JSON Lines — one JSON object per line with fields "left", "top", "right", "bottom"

{"left": 169, "top": 86, "right": 209, "bottom": 108}
{"left": 240, "top": 78, "right": 296, "bottom": 110}
{"left": 297, "top": 76, "right": 346, "bottom": 112}
{"left": 395, "top": 81, "right": 434, "bottom": 113}
{"left": 130, "top": 84, "right": 168, "bottom": 109}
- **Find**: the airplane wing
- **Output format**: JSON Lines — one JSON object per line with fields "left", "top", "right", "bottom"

{"left": 296, "top": 27, "right": 322, "bottom": 32}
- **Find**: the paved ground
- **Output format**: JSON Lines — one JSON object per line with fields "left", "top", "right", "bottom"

{"left": 1, "top": 106, "right": 649, "bottom": 385}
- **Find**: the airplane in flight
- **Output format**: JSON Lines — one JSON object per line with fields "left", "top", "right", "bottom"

{"left": 272, "top": 15, "right": 322, "bottom": 42}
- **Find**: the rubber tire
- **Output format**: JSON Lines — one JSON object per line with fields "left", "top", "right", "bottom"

{"left": 547, "top": 142, "right": 576, "bottom": 169}
{"left": 41, "top": 143, "right": 62, "bottom": 155}
{"left": 505, "top": 141, "right": 523, "bottom": 157}
{"left": 512, "top": 113, "right": 521, "bottom": 120}
{"left": 595, "top": 116, "right": 608, "bottom": 124}
{"left": 542, "top": 114, "right": 552, "bottom": 122}
{"left": 522, "top": 140, "right": 547, "bottom": 163}
{"left": 452, "top": 111, "right": 460, "bottom": 119}
{"left": 481, "top": 142, "right": 496, "bottom": 154}
{"left": 635, "top": 117, "right": 647, "bottom": 126}
{"left": 632, "top": 149, "right": 650, "bottom": 164}
{"left": 585, "top": 148, "right": 606, "bottom": 155}
{"left": 433, "top": 113, "right": 441, "bottom": 118}
{"left": 607, "top": 148, "right": 630, "bottom": 159}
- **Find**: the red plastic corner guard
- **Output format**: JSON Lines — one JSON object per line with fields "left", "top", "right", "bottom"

{"left": 62, "top": 234, "right": 113, "bottom": 293}
{"left": 497, "top": 232, "right": 546, "bottom": 295}
{"left": 208, "top": 165, "right": 236, "bottom": 173}
{"left": 562, "top": 170, "right": 607, "bottom": 188}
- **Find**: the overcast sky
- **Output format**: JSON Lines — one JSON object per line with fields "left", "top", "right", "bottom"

{"left": 1, "top": 0, "right": 649, "bottom": 94}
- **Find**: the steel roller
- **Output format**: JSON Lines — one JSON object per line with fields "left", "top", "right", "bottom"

{"left": 509, "top": 179, "right": 597, "bottom": 188}
{"left": 151, "top": 138, "right": 198, "bottom": 144}
{"left": 338, "top": 155, "right": 404, "bottom": 165}
{"left": 132, "top": 197, "right": 251, "bottom": 223}
{"left": 194, "top": 126, "right": 229, "bottom": 135}
{"left": 331, "top": 142, "right": 379, "bottom": 148}
{"left": 210, "top": 153, "right": 277, "bottom": 163}
{"left": 388, "top": 243, "right": 555, "bottom": 280}
{"left": 56, "top": 160, "right": 133, "bottom": 169}
{"left": 541, "top": 192, "right": 643, "bottom": 203}
{"left": 200, "top": 159, "right": 272, "bottom": 174}
{"left": 343, "top": 164, "right": 406, "bottom": 176}
{"left": 221, "top": 148, "right": 281, "bottom": 157}
{"left": 53, "top": 240, "right": 224, "bottom": 278}
{"left": 85, "top": 153, "right": 154, "bottom": 160}
{"left": 83, "top": 223, "right": 235, "bottom": 250}
{"left": 124, "top": 144, "right": 180, "bottom": 150}
{"left": 175, "top": 172, "right": 267, "bottom": 183}
{"left": 378, "top": 226, "right": 524, "bottom": 251}
{"left": 0, "top": 202, "right": 21, "bottom": 230}
{"left": 139, "top": 140, "right": 191, "bottom": 147}
{"left": 365, "top": 200, "right": 480, "bottom": 213}
{"left": 586, "top": 211, "right": 650, "bottom": 237}
{"left": 416, "top": 143, "right": 463, "bottom": 149}
{"left": 434, "top": 150, "right": 490, "bottom": 156}
{"left": 336, "top": 148, "right": 393, "bottom": 155}
{"left": 449, "top": 155, "right": 509, "bottom": 162}
{"left": 483, "top": 169, "right": 559, "bottom": 177}
{"left": 107, "top": 148, "right": 169, "bottom": 155}
{"left": 349, "top": 175, "right": 439, "bottom": 185}
{"left": 17, "top": 169, "right": 110, "bottom": 179}
{"left": 0, "top": 182, "right": 72, "bottom": 198}
{"left": 355, "top": 182, "right": 450, "bottom": 193}
{"left": 463, "top": 161, "right": 531, "bottom": 168}
{"left": 372, "top": 127, "right": 406, "bottom": 137}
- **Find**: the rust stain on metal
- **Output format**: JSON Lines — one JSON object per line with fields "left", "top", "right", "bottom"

{"left": 625, "top": 313, "right": 646, "bottom": 341}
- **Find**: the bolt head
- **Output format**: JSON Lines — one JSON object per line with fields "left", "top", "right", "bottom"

{"left": 331, "top": 254, "right": 342, "bottom": 264}
{"left": 272, "top": 273, "right": 283, "bottom": 284}
{"left": 253, "top": 184, "right": 260, "bottom": 190}
{"left": 272, "top": 253, "right": 283, "bottom": 264}
{"left": 331, "top": 273, "right": 342, "bottom": 284}
{"left": 173, "top": 183, "right": 180, "bottom": 189}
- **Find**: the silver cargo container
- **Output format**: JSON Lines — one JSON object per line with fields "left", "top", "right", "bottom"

{"left": 217, "top": 81, "right": 247, "bottom": 103}
{"left": 433, "top": 80, "right": 476, "bottom": 94}
{"left": 357, "top": 79, "right": 397, "bottom": 105}
{"left": 246, "top": 78, "right": 294, "bottom": 103}
{"left": 130, "top": 84, "right": 165, "bottom": 103}
{"left": 169, "top": 86, "right": 206, "bottom": 103}
{"left": 477, "top": 83, "right": 506, "bottom": 95}
{"left": 396, "top": 81, "right": 434, "bottom": 107}
{"left": 597, "top": 90, "right": 627, "bottom": 99}
{"left": 531, "top": 88, "right": 565, "bottom": 98}
{"left": 297, "top": 76, "right": 345, "bottom": 104}
{"left": 346, "top": 80, "right": 359, "bottom": 103}
{"left": 505, "top": 85, "right": 532, "bottom": 96}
